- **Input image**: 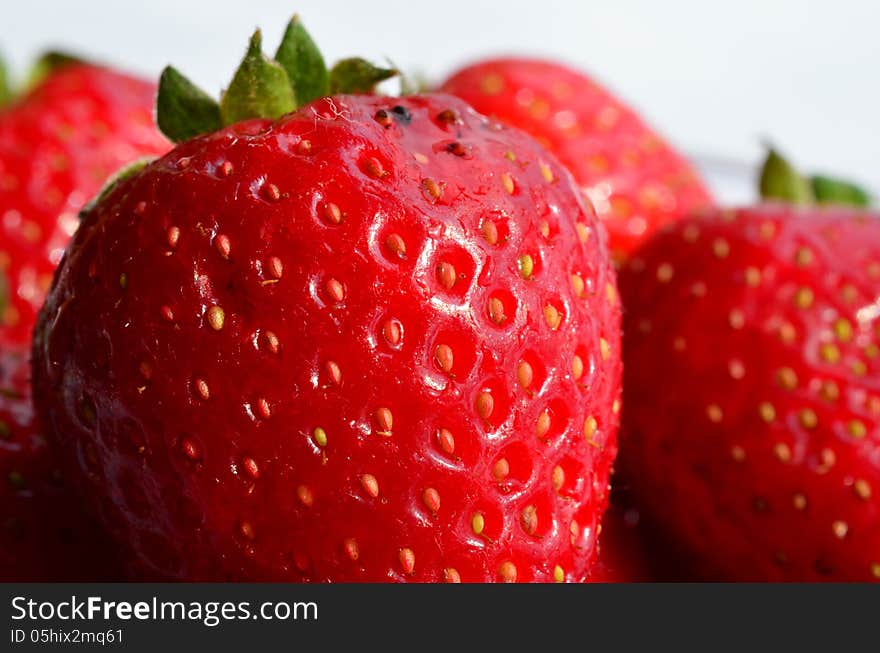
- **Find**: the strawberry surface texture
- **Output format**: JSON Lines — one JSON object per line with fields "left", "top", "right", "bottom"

{"left": 440, "top": 58, "right": 713, "bottom": 261}
{"left": 620, "top": 204, "right": 880, "bottom": 581}
{"left": 33, "top": 90, "right": 622, "bottom": 581}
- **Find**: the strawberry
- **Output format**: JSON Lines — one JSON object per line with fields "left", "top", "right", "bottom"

{"left": 619, "top": 152, "right": 880, "bottom": 580}
{"left": 0, "top": 338, "right": 121, "bottom": 580}
{"left": 439, "top": 59, "right": 713, "bottom": 261}
{"left": 0, "top": 56, "right": 169, "bottom": 344}
{"left": 32, "top": 20, "right": 622, "bottom": 582}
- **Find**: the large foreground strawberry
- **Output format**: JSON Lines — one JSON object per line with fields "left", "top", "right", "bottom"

{"left": 0, "top": 339, "right": 121, "bottom": 580}
{"left": 0, "top": 56, "right": 168, "bottom": 344}
{"left": 440, "top": 59, "right": 713, "bottom": 261}
{"left": 620, "top": 155, "right": 880, "bottom": 580}
{"left": 33, "top": 20, "right": 622, "bottom": 582}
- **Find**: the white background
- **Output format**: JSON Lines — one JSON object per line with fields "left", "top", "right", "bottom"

{"left": 5, "top": 0, "right": 878, "bottom": 200}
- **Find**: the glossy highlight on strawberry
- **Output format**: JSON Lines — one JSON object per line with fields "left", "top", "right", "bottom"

{"left": 0, "top": 61, "right": 169, "bottom": 344}
{"left": 33, "top": 23, "right": 622, "bottom": 581}
{"left": 620, "top": 204, "right": 880, "bottom": 581}
{"left": 440, "top": 58, "right": 713, "bottom": 261}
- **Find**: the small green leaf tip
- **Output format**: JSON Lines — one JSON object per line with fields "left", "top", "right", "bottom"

{"left": 275, "top": 15, "right": 328, "bottom": 106}
{"left": 329, "top": 58, "right": 397, "bottom": 94}
{"left": 220, "top": 30, "right": 296, "bottom": 126}
{"left": 0, "top": 54, "right": 10, "bottom": 107}
{"left": 759, "top": 147, "right": 815, "bottom": 205}
{"left": 157, "top": 66, "right": 222, "bottom": 143}
{"left": 811, "top": 175, "right": 872, "bottom": 208}
{"left": 27, "top": 51, "right": 82, "bottom": 89}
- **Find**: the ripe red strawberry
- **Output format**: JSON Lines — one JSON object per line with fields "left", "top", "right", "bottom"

{"left": 33, "top": 21, "right": 622, "bottom": 582}
{"left": 440, "top": 59, "right": 713, "bottom": 261}
{"left": 0, "top": 57, "right": 169, "bottom": 344}
{"left": 0, "top": 339, "right": 121, "bottom": 580}
{"left": 620, "top": 190, "right": 880, "bottom": 580}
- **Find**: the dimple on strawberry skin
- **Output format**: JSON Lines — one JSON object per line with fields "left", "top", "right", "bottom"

{"left": 31, "top": 19, "right": 623, "bottom": 582}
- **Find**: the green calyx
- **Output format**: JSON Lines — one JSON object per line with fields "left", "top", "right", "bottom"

{"left": 0, "top": 50, "right": 83, "bottom": 109}
{"left": 0, "top": 54, "right": 10, "bottom": 108}
{"left": 759, "top": 147, "right": 873, "bottom": 208}
{"left": 26, "top": 51, "right": 82, "bottom": 89}
{"left": 156, "top": 15, "right": 397, "bottom": 143}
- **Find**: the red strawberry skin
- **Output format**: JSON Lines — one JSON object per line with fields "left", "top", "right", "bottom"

{"left": 0, "top": 63, "right": 169, "bottom": 344}
{"left": 33, "top": 94, "right": 622, "bottom": 582}
{"left": 0, "top": 339, "right": 121, "bottom": 580}
{"left": 620, "top": 205, "right": 880, "bottom": 581}
{"left": 440, "top": 59, "right": 713, "bottom": 261}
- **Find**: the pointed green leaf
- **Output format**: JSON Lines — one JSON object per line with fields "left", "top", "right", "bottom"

{"left": 329, "top": 58, "right": 397, "bottom": 94}
{"left": 27, "top": 51, "right": 81, "bottom": 89}
{"left": 275, "top": 15, "right": 328, "bottom": 107}
{"left": 220, "top": 30, "right": 296, "bottom": 125}
{"left": 759, "top": 148, "right": 814, "bottom": 205}
{"left": 157, "top": 66, "right": 222, "bottom": 143}
{"left": 810, "top": 175, "right": 872, "bottom": 208}
{"left": 0, "top": 54, "right": 11, "bottom": 107}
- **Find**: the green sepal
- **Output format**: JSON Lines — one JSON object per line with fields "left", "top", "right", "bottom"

{"left": 80, "top": 157, "right": 154, "bottom": 218}
{"left": 328, "top": 58, "right": 397, "bottom": 94}
{"left": 157, "top": 66, "right": 222, "bottom": 143}
{"left": 220, "top": 30, "right": 296, "bottom": 125}
{"left": 0, "top": 54, "right": 10, "bottom": 107}
{"left": 275, "top": 15, "right": 328, "bottom": 106}
{"left": 758, "top": 148, "right": 815, "bottom": 205}
{"left": 27, "top": 51, "right": 82, "bottom": 89}
{"left": 810, "top": 175, "right": 872, "bottom": 208}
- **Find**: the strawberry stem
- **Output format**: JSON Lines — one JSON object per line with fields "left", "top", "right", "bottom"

{"left": 154, "top": 16, "right": 398, "bottom": 143}
{"left": 759, "top": 146, "right": 872, "bottom": 208}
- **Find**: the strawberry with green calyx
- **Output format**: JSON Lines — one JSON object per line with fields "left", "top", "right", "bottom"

{"left": 619, "top": 149, "right": 880, "bottom": 581}
{"left": 33, "top": 18, "right": 622, "bottom": 582}
{"left": 156, "top": 17, "right": 395, "bottom": 143}
{"left": 440, "top": 59, "right": 714, "bottom": 262}
{"left": 0, "top": 52, "right": 169, "bottom": 345}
